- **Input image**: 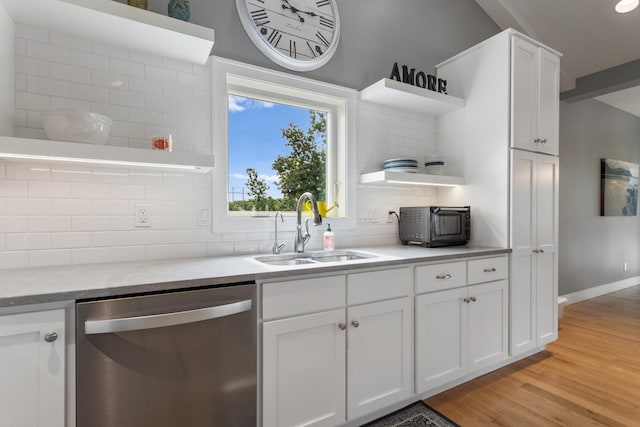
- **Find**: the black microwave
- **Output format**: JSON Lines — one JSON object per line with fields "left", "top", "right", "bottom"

{"left": 399, "top": 206, "right": 470, "bottom": 247}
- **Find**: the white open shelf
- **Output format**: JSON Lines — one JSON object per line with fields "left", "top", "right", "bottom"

{"left": 359, "top": 78, "right": 464, "bottom": 116}
{"left": 0, "top": 136, "right": 213, "bottom": 172}
{"left": 360, "top": 170, "right": 464, "bottom": 187}
{"left": 0, "top": 0, "right": 215, "bottom": 64}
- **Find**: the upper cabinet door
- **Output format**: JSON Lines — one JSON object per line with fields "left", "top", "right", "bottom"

{"left": 537, "top": 49, "right": 560, "bottom": 156}
{"left": 511, "top": 36, "right": 560, "bottom": 156}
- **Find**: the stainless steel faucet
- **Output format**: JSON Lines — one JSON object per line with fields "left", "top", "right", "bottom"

{"left": 294, "top": 192, "right": 323, "bottom": 253}
{"left": 272, "top": 212, "right": 286, "bottom": 255}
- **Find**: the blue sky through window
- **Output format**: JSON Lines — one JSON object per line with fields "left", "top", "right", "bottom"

{"left": 227, "top": 95, "right": 316, "bottom": 200}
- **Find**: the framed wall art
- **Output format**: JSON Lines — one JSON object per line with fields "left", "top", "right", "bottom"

{"left": 600, "top": 158, "right": 639, "bottom": 216}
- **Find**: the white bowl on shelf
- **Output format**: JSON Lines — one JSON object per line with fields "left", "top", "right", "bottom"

{"left": 41, "top": 108, "right": 112, "bottom": 145}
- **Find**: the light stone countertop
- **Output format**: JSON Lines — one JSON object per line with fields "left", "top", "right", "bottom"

{"left": 0, "top": 245, "right": 510, "bottom": 308}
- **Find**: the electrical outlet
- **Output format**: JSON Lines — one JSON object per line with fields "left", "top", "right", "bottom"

{"left": 197, "top": 204, "right": 211, "bottom": 227}
{"left": 135, "top": 204, "right": 152, "bottom": 228}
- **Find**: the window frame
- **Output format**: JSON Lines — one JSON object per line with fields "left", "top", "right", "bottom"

{"left": 211, "top": 57, "right": 357, "bottom": 233}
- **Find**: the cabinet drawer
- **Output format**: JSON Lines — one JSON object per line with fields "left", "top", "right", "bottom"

{"left": 416, "top": 261, "right": 466, "bottom": 294}
{"left": 347, "top": 267, "right": 411, "bottom": 305}
{"left": 468, "top": 256, "right": 508, "bottom": 284}
{"left": 262, "top": 275, "right": 346, "bottom": 320}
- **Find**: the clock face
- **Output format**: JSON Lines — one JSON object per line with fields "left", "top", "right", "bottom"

{"left": 236, "top": 0, "right": 340, "bottom": 71}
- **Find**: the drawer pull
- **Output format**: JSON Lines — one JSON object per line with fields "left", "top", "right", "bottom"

{"left": 436, "top": 274, "right": 452, "bottom": 280}
{"left": 351, "top": 320, "right": 360, "bottom": 328}
{"left": 463, "top": 297, "right": 471, "bottom": 303}
{"left": 338, "top": 323, "right": 347, "bottom": 331}
{"left": 470, "top": 296, "right": 477, "bottom": 302}
{"left": 483, "top": 267, "right": 497, "bottom": 273}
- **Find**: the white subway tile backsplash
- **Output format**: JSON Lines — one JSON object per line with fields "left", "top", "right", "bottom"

{"left": 50, "top": 63, "right": 91, "bottom": 84}
{"left": 129, "top": 108, "right": 162, "bottom": 126}
{"left": 15, "top": 92, "right": 50, "bottom": 110}
{"left": 145, "top": 65, "right": 177, "bottom": 83}
{"left": 27, "top": 75, "right": 70, "bottom": 97}
{"left": 129, "top": 230, "right": 163, "bottom": 245}
{"left": 90, "top": 103, "right": 129, "bottom": 122}
{"left": 50, "top": 165, "right": 92, "bottom": 183}
{"left": 16, "top": 57, "right": 50, "bottom": 77}
{"left": 27, "top": 40, "right": 69, "bottom": 63}
{"left": 6, "top": 164, "right": 50, "bottom": 181}
{"left": 0, "top": 216, "right": 28, "bottom": 232}
{"left": 129, "top": 77, "right": 162, "bottom": 95}
{"left": 109, "top": 184, "right": 145, "bottom": 199}
{"left": 109, "top": 245, "right": 146, "bottom": 263}
{"left": 52, "top": 232, "right": 92, "bottom": 249}
{"left": 177, "top": 243, "right": 207, "bottom": 258}
{"left": 0, "top": 180, "right": 28, "bottom": 197}
{"left": 93, "top": 199, "right": 130, "bottom": 215}
{"left": 6, "top": 233, "right": 51, "bottom": 250}
{"left": 51, "top": 199, "right": 92, "bottom": 215}
{"left": 129, "top": 50, "right": 162, "bottom": 67}
{"left": 50, "top": 31, "right": 90, "bottom": 51}
{"left": 14, "top": 108, "right": 27, "bottom": 126}
{"left": 6, "top": 198, "right": 50, "bottom": 215}
{"left": 0, "top": 251, "right": 29, "bottom": 270}
{"left": 50, "top": 96, "right": 91, "bottom": 111}
{"left": 15, "top": 127, "right": 48, "bottom": 139}
{"left": 109, "top": 89, "right": 144, "bottom": 108}
{"left": 93, "top": 231, "right": 130, "bottom": 247}
{"left": 69, "top": 49, "right": 109, "bottom": 70}
{"left": 15, "top": 38, "right": 26, "bottom": 56}
{"left": 91, "top": 41, "right": 128, "bottom": 59}
{"left": 71, "top": 182, "right": 110, "bottom": 199}
{"left": 146, "top": 185, "right": 176, "bottom": 200}
{"left": 72, "top": 247, "right": 109, "bottom": 265}
{"left": 161, "top": 57, "right": 193, "bottom": 73}
{"left": 91, "top": 70, "right": 129, "bottom": 90}
{"left": 109, "top": 58, "right": 145, "bottom": 78}
{"left": 110, "top": 121, "right": 145, "bottom": 139}
{"left": 109, "top": 215, "right": 133, "bottom": 230}
{"left": 28, "top": 216, "right": 71, "bottom": 232}
{"left": 0, "top": 234, "right": 5, "bottom": 250}
{"left": 73, "top": 216, "right": 110, "bottom": 231}
{"left": 29, "top": 249, "right": 72, "bottom": 267}
{"left": 16, "top": 25, "right": 49, "bottom": 43}
{"left": 69, "top": 82, "right": 109, "bottom": 103}
{"left": 146, "top": 244, "right": 177, "bottom": 260}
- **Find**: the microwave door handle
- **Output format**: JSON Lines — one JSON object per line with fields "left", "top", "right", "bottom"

{"left": 84, "top": 299, "right": 252, "bottom": 335}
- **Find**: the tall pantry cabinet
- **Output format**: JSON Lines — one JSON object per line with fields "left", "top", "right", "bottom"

{"left": 436, "top": 28, "right": 561, "bottom": 357}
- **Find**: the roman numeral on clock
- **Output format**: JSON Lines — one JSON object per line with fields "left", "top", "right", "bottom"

{"left": 267, "top": 29, "right": 281, "bottom": 47}
{"left": 316, "top": 31, "right": 330, "bottom": 47}
{"left": 251, "top": 8, "right": 270, "bottom": 26}
{"left": 316, "top": 0, "right": 330, "bottom": 7}
{"left": 319, "top": 16, "right": 334, "bottom": 29}
{"left": 289, "top": 39, "right": 297, "bottom": 58}
{"left": 306, "top": 41, "right": 317, "bottom": 57}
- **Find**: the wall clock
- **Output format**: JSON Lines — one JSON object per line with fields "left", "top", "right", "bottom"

{"left": 235, "top": 0, "right": 340, "bottom": 72}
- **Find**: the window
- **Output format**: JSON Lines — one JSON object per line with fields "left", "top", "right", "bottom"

{"left": 211, "top": 57, "right": 356, "bottom": 232}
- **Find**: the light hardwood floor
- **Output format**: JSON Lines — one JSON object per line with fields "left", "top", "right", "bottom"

{"left": 426, "top": 285, "right": 640, "bottom": 426}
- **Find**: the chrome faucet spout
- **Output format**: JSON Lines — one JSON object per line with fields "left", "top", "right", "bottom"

{"left": 294, "top": 192, "right": 322, "bottom": 253}
{"left": 272, "top": 212, "right": 286, "bottom": 255}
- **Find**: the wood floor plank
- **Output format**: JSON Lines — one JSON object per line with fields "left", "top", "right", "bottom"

{"left": 426, "top": 285, "right": 640, "bottom": 426}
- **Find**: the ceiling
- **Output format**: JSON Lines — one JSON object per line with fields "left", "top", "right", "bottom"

{"left": 474, "top": 0, "right": 640, "bottom": 116}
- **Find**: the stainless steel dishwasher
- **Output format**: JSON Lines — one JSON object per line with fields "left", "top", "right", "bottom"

{"left": 76, "top": 283, "right": 256, "bottom": 427}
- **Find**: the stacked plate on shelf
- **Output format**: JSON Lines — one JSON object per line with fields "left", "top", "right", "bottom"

{"left": 383, "top": 158, "right": 418, "bottom": 173}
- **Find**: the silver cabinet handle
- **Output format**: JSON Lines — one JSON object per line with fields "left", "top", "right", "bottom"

{"left": 338, "top": 323, "right": 347, "bottom": 331}
{"left": 470, "top": 297, "right": 477, "bottom": 302}
{"left": 483, "top": 267, "right": 497, "bottom": 273}
{"left": 534, "top": 138, "right": 541, "bottom": 143}
{"left": 532, "top": 249, "right": 539, "bottom": 253}
{"left": 44, "top": 332, "right": 58, "bottom": 343}
{"left": 436, "top": 274, "right": 452, "bottom": 279}
{"left": 541, "top": 138, "right": 547, "bottom": 143}
{"left": 85, "top": 299, "right": 252, "bottom": 335}
{"left": 351, "top": 320, "right": 360, "bottom": 328}
{"left": 463, "top": 297, "right": 471, "bottom": 303}
{"left": 539, "top": 249, "right": 545, "bottom": 253}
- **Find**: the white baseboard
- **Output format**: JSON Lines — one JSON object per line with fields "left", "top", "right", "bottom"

{"left": 561, "top": 276, "right": 640, "bottom": 305}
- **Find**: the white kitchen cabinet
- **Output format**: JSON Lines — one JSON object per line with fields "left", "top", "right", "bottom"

{"left": 346, "top": 297, "right": 412, "bottom": 420}
{"left": 415, "top": 257, "right": 508, "bottom": 394}
{"left": 261, "top": 267, "right": 412, "bottom": 427}
{"left": 511, "top": 36, "right": 560, "bottom": 155}
{"left": 262, "top": 308, "right": 347, "bottom": 427}
{"left": 0, "top": 308, "right": 66, "bottom": 427}
{"left": 511, "top": 150, "right": 559, "bottom": 356}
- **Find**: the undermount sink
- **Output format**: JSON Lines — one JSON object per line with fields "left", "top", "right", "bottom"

{"left": 254, "top": 250, "right": 376, "bottom": 266}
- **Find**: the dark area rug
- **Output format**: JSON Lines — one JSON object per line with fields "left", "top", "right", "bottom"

{"left": 363, "top": 401, "right": 460, "bottom": 427}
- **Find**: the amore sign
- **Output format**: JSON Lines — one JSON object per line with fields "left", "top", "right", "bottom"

{"left": 390, "top": 62, "right": 447, "bottom": 94}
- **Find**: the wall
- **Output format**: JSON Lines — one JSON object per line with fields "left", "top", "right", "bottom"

{"left": 0, "top": 3, "right": 13, "bottom": 137}
{"left": 559, "top": 98, "right": 640, "bottom": 295}
{"left": 117, "top": 0, "right": 499, "bottom": 90}
{"left": 0, "top": 23, "right": 451, "bottom": 269}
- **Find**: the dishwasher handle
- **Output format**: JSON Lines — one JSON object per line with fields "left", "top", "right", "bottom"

{"left": 84, "top": 299, "right": 252, "bottom": 335}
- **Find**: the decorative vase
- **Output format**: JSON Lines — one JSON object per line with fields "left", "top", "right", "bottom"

{"left": 168, "top": 0, "right": 191, "bottom": 21}
{"left": 127, "top": 0, "right": 148, "bottom": 9}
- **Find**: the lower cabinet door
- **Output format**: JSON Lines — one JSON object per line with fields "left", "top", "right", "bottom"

{"left": 0, "top": 308, "right": 66, "bottom": 427}
{"left": 467, "top": 280, "right": 509, "bottom": 372}
{"left": 346, "top": 297, "right": 412, "bottom": 420}
{"left": 415, "top": 288, "right": 468, "bottom": 394}
{"left": 263, "top": 309, "right": 346, "bottom": 427}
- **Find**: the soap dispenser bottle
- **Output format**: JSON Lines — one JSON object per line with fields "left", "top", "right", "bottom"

{"left": 323, "top": 224, "right": 335, "bottom": 251}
